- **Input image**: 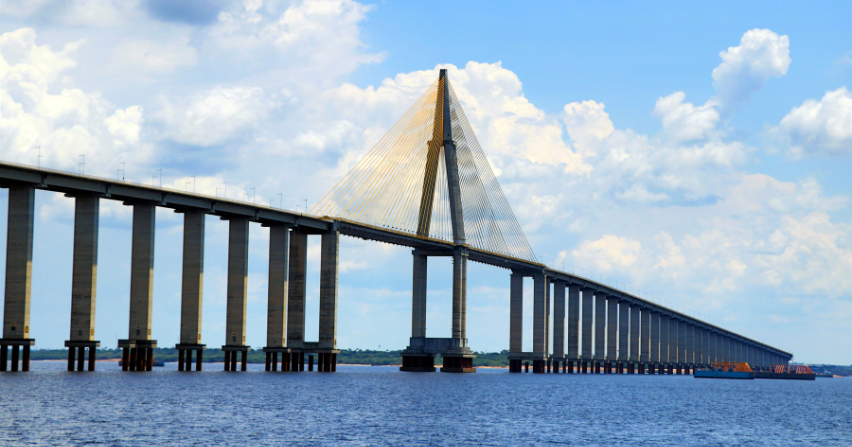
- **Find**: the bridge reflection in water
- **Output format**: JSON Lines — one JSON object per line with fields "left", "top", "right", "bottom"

{"left": 0, "top": 70, "right": 792, "bottom": 374}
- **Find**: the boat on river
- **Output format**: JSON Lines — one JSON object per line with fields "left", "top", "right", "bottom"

{"left": 694, "top": 362, "right": 755, "bottom": 379}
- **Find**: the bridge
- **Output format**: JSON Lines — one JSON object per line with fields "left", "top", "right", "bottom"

{"left": 0, "top": 70, "right": 792, "bottom": 373}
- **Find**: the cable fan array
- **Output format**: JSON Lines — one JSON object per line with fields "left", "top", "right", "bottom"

{"left": 311, "top": 75, "right": 537, "bottom": 263}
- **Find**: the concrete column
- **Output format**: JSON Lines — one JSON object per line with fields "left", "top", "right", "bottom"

{"left": 677, "top": 320, "right": 687, "bottom": 365}
{"left": 412, "top": 251, "right": 427, "bottom": 338}
{"left": 179, "top": 211, "right": 205, "bottom": 345}
{"left": 686, "top": 324, "right": 695, "bottom": 365}
{"left": 318, "top": 230, "right": 339, "bottom": 349}
{"left": 509, "top": 271, "right": 523, "bottom": 353}
{"left": 722, "top": 336, "right": 729, "bottom": 361}
{"left": 286, "top": 231, "right": 307, "bottom": 347}
{"left": 544, "top": 280, "right": 550, "bottom": 356}
{"left": 660, "top": 315, "right": 669, "bottom": 364}
{"left": 629, "top": 304, "right": 640, "bottom": 363}
{"left": 3, "top": 186, "right": 35, "bottom": 341}
{"left": 581, "top": 289, "right": 593, "bottom": 361}
{"left": 552, "top": 280, "right": 565, "bottom": 358}
{"left": 618, "top": 300, "right": 629, "bottom": 363}
{"left": 567, "top": 285, "right": 580, "bottom": 360}
{"left": 128, "top": 203, "right": 155, "bottom": 341}
{"left": 69, "top": 195, "right": 99, "bottom": 342}
{"left": 451, "top": 248, "right": 468, "bottom": 339}
{"left": 225, "top": 217, "right": 249, "bottom": 347}
{"left": 702, "top": 329, "right": 709, "bottom": 365}
{"left": 594, "top": 292, "right": 605, "bottom": 362}
{"left": 669, "top": 319, "right": 679, "bottom": 365}
{"left": 266, "top": 225, "right": 290, "bottom": 348}
{"left": 606, "top": 297, "right": 617, "bottom": 361}
{"left": 532, "top": 273, "right": 548, "bottom": 357}
{"left": 640, "top": 309, "right": 650, "bottom": 363}
{"left": 650, "top": 312, "right": 660, "bottom": 363}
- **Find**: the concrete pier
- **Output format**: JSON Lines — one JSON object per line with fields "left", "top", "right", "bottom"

{"left": 640, "top": 308, "right": 650, "bottom": 364}
{"left": 580, "top": 288, "right": 593, "bottom": 368}
{"left": 451, "top": 248, "right": 468, "bottom": 341}
{"left": 552, "top": 280, "right": 566, "bottom": 369}
{"left": 263, "top": 224, "right": 291, "bottom": 371}
{"left": 319, "top": 230, "right": 339, "bottom": 350}
{"left": 412, "top": 251, "right": 428, "bottom": 339}
{"left": 531, "top": 273, "right": 549, "bottom": 373}
{"left": 567, "top": 285, "right": 580, "bottom": 366}
{"left": 118, "top": 203, "right": 157, "bottom": 371}
{"left": 678, "top": 319, "right": 687, "bottom": 364}
{"left": 1, "top": 186, "right": 35, "bottom": 372}
{"left": 629, "top": 303, "right": 640, "bottom": 365}
{"left": 287, "top": 231, "right": 307, "bottom": 348}
{"left": 594, "top": 292, "right": 606, "bottom": 367}
{"left": 223, "top": 217, "right": 250, "bottom": 370}
{"left": 66, "top": 194, "right": 101, "bottom": 371}
{"left": 508, "top": 271, "right": 524, "bottom": 373}
{"left": 618, "top": 299, "right": 629, "bottom": 369}
{"left": 650, "top": 312, "right": 660, "bottom": 365}
{"left": 176, "top": 210, "right": 206, "bottom": 371}
{"left": 315, "top": 230, "right": 341, "bottom": 372}
{"left": 606, "top": 296, "right": 617, "bottom": 365}
{"left": 668, "top": 319, "right": 678, "bottom": 366}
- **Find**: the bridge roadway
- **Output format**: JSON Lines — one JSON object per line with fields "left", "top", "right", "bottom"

{"left": 0, "top": 161, "right": 792, "bottom": 373}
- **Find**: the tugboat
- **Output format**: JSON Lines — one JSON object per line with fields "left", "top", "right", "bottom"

{"left": 694, "top": 362, "right": 755, "bottom": 379}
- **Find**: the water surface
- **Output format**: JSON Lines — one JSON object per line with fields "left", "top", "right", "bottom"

{"left": 1, "top": 361, "right": 849, "bottom": 446}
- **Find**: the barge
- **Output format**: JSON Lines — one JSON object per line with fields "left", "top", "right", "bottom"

{"left": 694, "top": 362, "right": 755, "bottom": 379}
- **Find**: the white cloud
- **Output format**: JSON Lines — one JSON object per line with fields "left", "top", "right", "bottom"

{"left": 111, "top": 39, "right": 198, "bottom": 74}
{"left": 152, "top": 85, "right": 275, "bottom": 146}
{"left": 563, "top": 100, "right": 614, "bottom": 156}
{"left": 712, "top": 28, "right": 790, "bottom": 109}
{"left": 208, "top": 0, "right": 384, "bottom": 88}
{"left": 0, "top": 0, "right": 142, "bottom": 27}
{"left": 0, "top": 28, "right": 150, "bottom": 172}
{"left": 652, "top": 91, "right": 720, "bottom": 143}
{"left": 321, "top": 61, "right": 591, "bottom": 175}
{"left": 104, "top": 105, "right": 143, "bottom": 146}
{"left": 773, "top": 87, "right": 852, "bottom": 158}
{"left": 572, "top": 235, "right": 642, "bottom": 272}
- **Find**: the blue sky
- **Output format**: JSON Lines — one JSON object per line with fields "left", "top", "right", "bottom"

{"left": 1, "top": 0, "right": 850, "bottom": 364}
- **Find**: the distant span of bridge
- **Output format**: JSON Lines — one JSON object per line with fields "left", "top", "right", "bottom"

{"left": 0, "top": 70, "right": 792, "bottom": 374}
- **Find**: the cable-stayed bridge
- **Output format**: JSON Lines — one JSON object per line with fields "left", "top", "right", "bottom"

{"left": 0, "top": 70, "right": 792, "bottom": 374}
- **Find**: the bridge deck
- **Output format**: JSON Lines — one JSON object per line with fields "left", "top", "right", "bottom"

{"left": 0, "top": 161, "right": 791, "bottom": 358}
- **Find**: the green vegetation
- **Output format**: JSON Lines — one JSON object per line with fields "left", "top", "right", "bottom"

{"left": 28, "top": 348, "right": 511, "bottom": 367}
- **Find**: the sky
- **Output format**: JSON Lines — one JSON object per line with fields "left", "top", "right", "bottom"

{"left": 0, "top": 0, "right": 850, "bottom": 364}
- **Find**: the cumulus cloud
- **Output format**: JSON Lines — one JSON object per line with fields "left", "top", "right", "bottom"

{"left": 0, "top": 0, "right": 142, "bottom": 27}
{"left": 151, "top": 85, "right": 275, "bottom": 146}
{"left": 207, "top": 0, "right": 385, "bottom": 87}
{"left": 572, "top": 235, "right": 642, "bottom": 272}
{"left": 772, "top": 87, "right": 852, "bottom": 158}
{"left": 322, "top": 61, "right": 590, "bottom": 175}
{"left": 111, "top": 39, "right": 198, "bottom": 74}
{"left": 652, "top": 92, "right": 720, "bottom": 143}
{"left": 143, "top": 0, "right": 226, "bottom": 25}
{"left": 712, "top": 28, "right": 790, "bottom": 109}
{"left": 0, "top": 28, "right": 151, "bottom": 172}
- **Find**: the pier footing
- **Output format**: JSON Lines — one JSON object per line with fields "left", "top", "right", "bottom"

{"left": 440, "top": 355, "right": 476, "bottom": 373}
{"left": 118, "top": 340, "right": 157, "bottom": 372}
{"left": 222, "top": 345, "right": 249, "bottom": 372}
{"left": 64, "top": 340, "right": 100, "bottom": 371}
{"left": 0, "top": 339, "right": 34, "bottom": 372}
{"left": 262, "top": 347, "right": 291, "bottom": 372}
{"left": 176, "top": 344, "right": 206, "bottom": 372}
{"left": 401, "top": 354, "right": 436, "bottom": 372}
